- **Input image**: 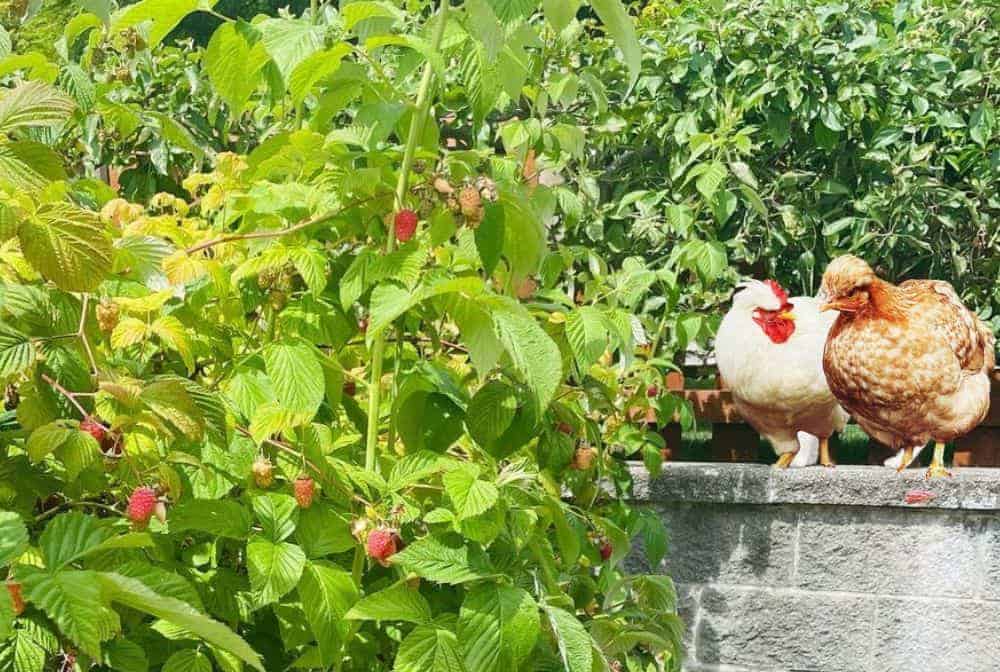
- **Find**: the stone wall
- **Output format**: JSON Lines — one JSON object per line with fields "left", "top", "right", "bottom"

{"left": 629, "top": 463, "right": 1000, "bottom": 672}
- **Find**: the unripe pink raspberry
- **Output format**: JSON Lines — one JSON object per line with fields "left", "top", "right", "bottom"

{"left": 366, "top": 528, "right": 399, "bottom": 567}
{"left": 79, "top": 417, "right": 106, "bottom": 443}
{"left": 6, "top": 581, "right": 24, "bottom": 616}
{"left": 294, "top": 475, "right": 315, "bottom": 509}
{"left": 127, "top": 487, "right": 157, "bottom": 525}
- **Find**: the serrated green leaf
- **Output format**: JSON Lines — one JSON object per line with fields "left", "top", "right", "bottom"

{"left": 38, "top": 512, "right": 112, "bottom": 570}
{"left": 21, "top": 570, "right": 120, "bottom": 659}
{"left": 0, "top": 141, "right": 66, "bottom": 189}
{"left": 112, "top": 0, "right": 217, "bottom": 48}
{"left": 694, "top": 161, "right": 727, "bottom": 201}
{"left": 475, "top": 202, "right": 504, "bottom": 276}
{"left": 252, "top": 493, "right": 299, "bottom": 542}
{"left": 544, "top": 605, "right": 593, "bottom": 672}
{"left": 457, "top": 584, "right": 538, "bottom": 672}
{"left": 257, "top": 17, "right": 325, "bottom": 81}
{"left": 264, "top": 339, "right": 324, "bottom": 418}
{"left": 465, "top": 380, "right": 517, "bottom": 446}
{"left": 489, "top": 297, "right": 562, "bottom": 414}
{"left": 288, "top": 44, "right": 351, "bottom": 107}
{"left": 204, "top": 22, "right": 268, "bottom": 117}
{"left": 394, "top": 625, "right": 466, "bottom": 672}
{"left": 299, "top": 561, "right": 358, "bottom": 666}
{"left": 18, "top": 202, "right": 111, "bottom": 292}
{"left": 0, "top": 324, "right": 34, "bottom": 379}
{"left": 391, "top": 536, "right": 489, "bottom": 584}
{"left": 466, "top": 0, "right": 504, "bottom": 62}
{"left": 345, "top": 581, "right": 432, "bottom": 624}
{"left": 443, "top": 465, "right": 499, "bottom": 521}
{"left": 543, "top": 0, "right": 581, "bottom": 32}
{"left": 97, "top": 572, "right": 263, "bottom": 671}
{"left": 295, "top": 504, "right": 354, "bottom": 557}
{"left": 162, "top": 649, "right": 211, "bottom": 672}
{"left": 103, "top": 638, "right": 148, "bottom": 672}
{"left": 0, "top": 511, "right": 28, "bottom": 565}
{"left": 169, "top": 500, "right": 252, "bottom": 539}
{"left": 342, "top": 1, "right": 404, "bottom": 30}
{"left": 247, "top": 539, "right": 305, "bottom": 605}
{"left": 0, "top": 81, "right": 74, "bottom": 134}
{"left": 151, "top": 315, "right": 194, "bottom": 373}
{"left": 565, "top": 306, "right": 610, "bottom": 372}
{"left": 590, "top": 0, "right": 641, "bottom": 88}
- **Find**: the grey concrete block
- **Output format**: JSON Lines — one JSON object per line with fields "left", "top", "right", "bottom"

{"left": 675, "top": 584, "right": 701, "bottom": 658}
{"left": 795, "top": 508, "right": 985, "bottom": 599}
{"left": 872, "top": 597, "right": 1000, "bottom": 672}
{"left": 630, "top": 462, "right": 1000, "bottom": 511}
{"left": 634, "top": 463, "right": 772, "bottom": 505}
{"left": 980, "top": 518, "right": 1000, "bottom": 602}
{"left": 695, "top": 586, "right": 873, "bottom": 672}
{"left": 658, "top": 504, "right": 797, "bottom": 587}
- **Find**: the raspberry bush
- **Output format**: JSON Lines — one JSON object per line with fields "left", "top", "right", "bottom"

{"left": 0, "top": 1, "right": 682, "bottom": 671}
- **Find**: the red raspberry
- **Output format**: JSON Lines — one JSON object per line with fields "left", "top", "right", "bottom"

{"left": 358, "top": 317, "right": 369, "bottom": 333}
{"left": 6, "top": 581, "right": 24, "bottom": 616}
{"left": 394, "top": 209, "right": 418, "bottom": 242}
{"left": 343, "top": 381, "right": 357, "bottom": 397}
{"left": 599, "top": 541, "right": 613, "bottom": 561}
{"left": 252, "top": 456, "right": 273, "bottom": 488}
{"left": 557, "top": 422, "right": 574, "bottom": 435}
{"left": 79, "top": 417, "right": 106, "bottom": 443}
{"left": 294, "top": 475, "right": 315, "bottom": 509}
{"left": 646, "top": 385, "right": 659, "bottom": 398}
{"left": 127, "top": 487, "right": 157, "bottom": 525}
{"left": 366, "top": 528, "right": 398, "bottom": 567}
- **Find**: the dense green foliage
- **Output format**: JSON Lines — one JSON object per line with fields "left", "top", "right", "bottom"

{"left": 0, "top": 0, "right": 996, "bottom": 670}
{"left": 0, "top": 1, "right": 685, "bottom": 672}
{"left": 556, "top": 0, "right": 999, "bottom": 347}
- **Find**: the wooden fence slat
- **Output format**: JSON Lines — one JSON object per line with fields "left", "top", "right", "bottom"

{"left": 659, "top": 367, "right": 1000, "bottom": 466}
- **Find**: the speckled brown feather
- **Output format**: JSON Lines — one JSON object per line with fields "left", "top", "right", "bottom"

{"left": 822, "top": 268, "right": 993, "bottom": 448}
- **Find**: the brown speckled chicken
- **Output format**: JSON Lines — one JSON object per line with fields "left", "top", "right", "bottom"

{"left": 820, "top": 255, "right": 995, "bottom": 478}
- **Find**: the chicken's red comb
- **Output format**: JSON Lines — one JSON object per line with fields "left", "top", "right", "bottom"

{"left": 763, "top": 280, "right": 789, "bottom": 306}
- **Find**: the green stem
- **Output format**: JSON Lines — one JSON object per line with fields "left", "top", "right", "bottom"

{"left": 363, "top": 0, "right": 449, "bottom": 475}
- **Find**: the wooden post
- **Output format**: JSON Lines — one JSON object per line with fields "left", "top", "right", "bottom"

{"left": 659, "top": 371, "right": 685, "bottom": 461}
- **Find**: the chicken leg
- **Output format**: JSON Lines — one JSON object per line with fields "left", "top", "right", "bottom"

{"left": 819, "top": 437, "right": 836, "bottom": 467}
{"left": 774, "top": 451, "right": 798, "bottom": 469}
{"left": 895, "top": 446, "right": 914, "bottom": 473}
{"left": 926, "top": 442, "right": 951, "bottom": 479}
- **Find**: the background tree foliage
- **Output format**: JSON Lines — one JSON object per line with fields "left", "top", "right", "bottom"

{"left": 0, "top": 1, "right": 685, "bottom": 672}
{"left": 559, "top": 0, "right": 998, "bottom": 353}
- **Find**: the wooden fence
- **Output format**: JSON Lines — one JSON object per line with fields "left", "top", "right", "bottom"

{"left": 651, "top": 368, "right": 1000, "bottom": 467}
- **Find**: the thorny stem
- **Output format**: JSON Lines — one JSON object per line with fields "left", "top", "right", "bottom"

{"left": 78, "top": 294, "right": 98, "bottom": 377}
{"left": 34, "top": 500, "right": 120, "bottom": 524}
{"left": 364, "top": 0, "right": 449, "bottom": 475}
{"left": 40, "top": 373, "right": 91, "bottom": 421}
{"left": 184, "top": 192, "right": 390, "bottom": 255}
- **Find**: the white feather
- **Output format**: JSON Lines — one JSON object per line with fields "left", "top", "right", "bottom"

{"left": 716, "top": 286, "right": 848, "bottom": 461}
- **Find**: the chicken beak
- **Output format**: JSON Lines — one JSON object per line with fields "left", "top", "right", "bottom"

{"left": 778, "top": 310, "right": 796, "bottom": 321}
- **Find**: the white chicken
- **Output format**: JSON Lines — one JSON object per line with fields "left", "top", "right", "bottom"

{"left": 715, "top": 279, "right": 849, "bottom": 468}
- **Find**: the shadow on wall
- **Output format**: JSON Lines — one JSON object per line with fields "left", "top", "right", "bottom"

{"left": 629, "top": 476, "right": 1000, "bottom": 672}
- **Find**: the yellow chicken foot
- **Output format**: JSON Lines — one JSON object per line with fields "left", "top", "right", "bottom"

{"left": 819, "top": 437, "right": 836, "bottom": 468}
{"left": 773, "top": 451, "right": 798, "bottom": 469}
{"left": 895, "top": 446, "right": 914, "bottom": 473}
{"left": 925, "top": 442, "right": 952, "bottom": 479}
